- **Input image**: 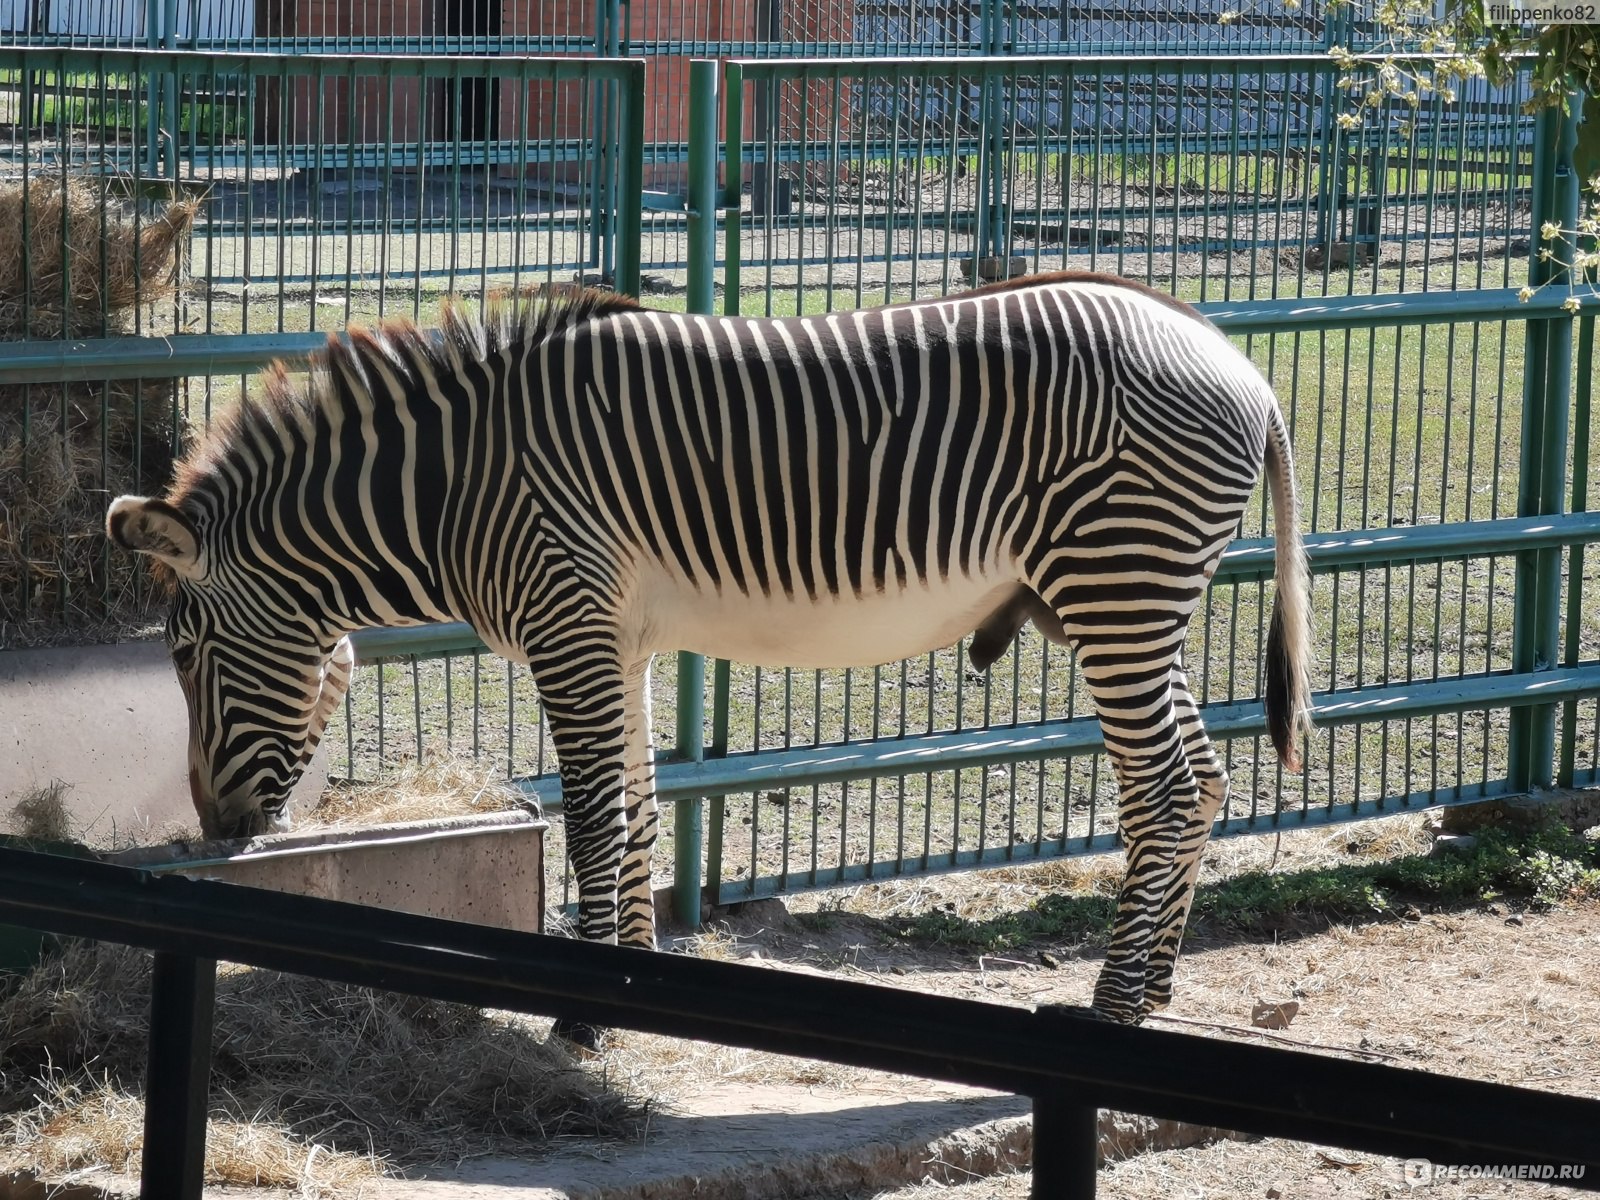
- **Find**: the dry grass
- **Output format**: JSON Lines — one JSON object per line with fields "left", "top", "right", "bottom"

{"left": 310, "top": 756, "right": 530, "bottom": 828}
{"left": 0, "top": 758, "right": 643, "bottom": 1197}
{"left": 3, "top": 781, "right": 78, "bottom": 846}
{"left": 0, "top": 940, "right": 647, "bottom": 1196}
{"left": 0, "top": 175, "right": 195, "bottom": 340}
{"left": 0, "top": 175, "right": 198, "bottom": 643}
{"left": 7, "top": 1076, "right": 379, "bottom": 1198}
{"left": 3, "top": 781, "right": 190, "bottom": 853}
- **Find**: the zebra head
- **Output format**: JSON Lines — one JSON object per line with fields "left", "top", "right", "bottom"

{"left": 106, "top": 494, "right": 354, "bottom": 840}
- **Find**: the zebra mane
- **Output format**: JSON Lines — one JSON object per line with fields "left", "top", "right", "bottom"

{"left": 166, "top": 286, "right": 645, "bottom": 515}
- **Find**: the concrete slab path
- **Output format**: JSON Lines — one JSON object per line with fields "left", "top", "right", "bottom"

{"left": 375, "top": 1080, "right": 1031, "bottom": 1199}
{"left": 0, "top": 641, "right": 327, "bottom": 843}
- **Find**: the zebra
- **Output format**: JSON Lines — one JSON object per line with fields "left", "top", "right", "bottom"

{"left": 106, "top": 271, "right": 1312, "bottom": 1027}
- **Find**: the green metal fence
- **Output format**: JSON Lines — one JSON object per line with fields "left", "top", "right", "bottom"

{"left": 1, "top": 45, "right": 1594, "bottom": 926}
{"left": 1, "top": 0, "right": 1439, "bottom": 278}
{"left": 0, "top": 46, "right": 645, "bottom": 631}
{"left": 309, "top": 55, "right": 1597, "bottom": 920}
{"left": 649, "top": 53, "right": 1597, "bottom": 910}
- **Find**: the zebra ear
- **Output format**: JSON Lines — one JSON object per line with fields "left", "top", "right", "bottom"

{"left": 106, "top": 495, "right": 204, "bottom": 578}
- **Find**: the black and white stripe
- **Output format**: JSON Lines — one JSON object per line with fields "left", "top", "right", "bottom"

{"left": 108, "top": 271, "right": 1312, "bottom": 1025}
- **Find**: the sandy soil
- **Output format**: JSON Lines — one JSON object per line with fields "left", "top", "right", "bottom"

{"left": 671, "top": 896, "right": 1600, "bottom": 1200}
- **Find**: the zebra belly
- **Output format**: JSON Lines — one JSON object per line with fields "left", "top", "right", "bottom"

{"left": 631, "top": 566, "right": 1025, "bottom": 669}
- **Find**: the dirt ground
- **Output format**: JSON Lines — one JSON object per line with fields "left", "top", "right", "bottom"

{"left": 3, "top": 803, "right": 1595, "bottom": 1199}
{"left": 661, "top": 903, "right": 1600, "bottom": 1200}
{"left": 596, "top": 820, "right": 1600, "bottom": 1200}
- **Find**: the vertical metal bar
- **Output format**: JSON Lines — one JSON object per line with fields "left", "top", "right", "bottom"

{"left": 140, "top": 953, "right": 216, "bottom": 1200}
{"left": 162, "top": 0, "right": 178, "bottom": 176}
{"left": 673, "top": 650, "right": 706, "bottom": 927}
{"left": 706, "top": 657, "right": 732, "bottom": 902}
{"left": 1560, "top": 294, "right": 1596, "bottom": 786}
{"left": 1509, "top": 100, "right": 1580, "bottom": 791}
{"left": 144, "top": 0, "right": 161, "bottom": 174}
{"left": 673, "top": 62, "right": 719, "bottom": 924}
{"left": 1031, "top": 1090, "right": 1098, "bottom": 1199}
{"left": 686, "top": 59, "right": 719, "bottom": 314}
{"left": 723, "top": 62, "right": 744, "bottom": 313}
{"left": 614, "top": 61, "right": 644, "bottom": 298}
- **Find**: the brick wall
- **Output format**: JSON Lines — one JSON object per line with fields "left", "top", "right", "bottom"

{"left": 259, "top": 2, "right": 859, "bottom": 191}
{"left": 253, "top": 0, "right": 428, "bottom": 147}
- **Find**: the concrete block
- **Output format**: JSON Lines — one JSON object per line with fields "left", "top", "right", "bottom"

{"left": 108, "top": 810, "right": 547, "bottom": 934}
{"left": 1440, "top": 788, "right": 1600, "bottom": 835}
{"left": 0, "top": 641, "right": 327, "bottom": 844}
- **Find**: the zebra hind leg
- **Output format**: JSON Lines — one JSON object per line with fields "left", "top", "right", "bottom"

{"left": 1137, "top": 661, "right": 1229, "bottom": 1018}
{"left": 1074, "top": 636, "right": 1200, "bottom": 1024}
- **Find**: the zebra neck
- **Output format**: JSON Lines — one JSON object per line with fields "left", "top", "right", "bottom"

{"left": 291, "top": 367, "right": 459, "bottom": 634}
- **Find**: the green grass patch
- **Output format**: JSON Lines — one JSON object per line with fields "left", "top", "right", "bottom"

{"left": 891, "top": 823, "right": 1600, "bottom": 954}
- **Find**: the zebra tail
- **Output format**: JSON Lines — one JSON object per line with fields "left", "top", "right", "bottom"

{"left": 1263, "top": 402, "right": 1313, "bottom": 773}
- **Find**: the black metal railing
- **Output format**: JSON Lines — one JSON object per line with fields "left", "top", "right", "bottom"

{"left": 1, "top": 844, "right": 1596, "bottom": 1198}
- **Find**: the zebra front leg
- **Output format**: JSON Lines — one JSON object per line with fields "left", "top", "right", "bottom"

{"left": 532, "top": 653, "right": 634, "bottom": 1052}
{"left": 1137, "top": 663, "right": 1229, "bottom": 1018}
{"left": 616, "top": 657, "right": 659, "bottom": 950}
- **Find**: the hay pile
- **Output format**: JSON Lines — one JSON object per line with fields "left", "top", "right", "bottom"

{"left": 0, "top": 939, "right": 646, "bottom": 1195}
{"left": 311, "top": 757, "right": 530, "bottom": 828}
{"left": 0, "top": 759, "right": 636, "bottom": 1196}
{"left": 0, "top": 175, "right": 199, "bottom": 643}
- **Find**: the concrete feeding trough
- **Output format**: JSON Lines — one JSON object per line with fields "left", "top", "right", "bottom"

{"left": 107, "top": 808, "right": 548, "bottom": 934}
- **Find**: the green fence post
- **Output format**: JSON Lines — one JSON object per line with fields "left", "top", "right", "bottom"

{"left": 1560, "top": 293, "right": 1594, "bottom": 787}
{"left": 670, "top": 58, "right": 722, "bottom": 928}
{"left": 673, "top": 651, "right": 706, "bottom": 927}
{"left": 614, "top": 61, "right": 644, "bottom": 299}
{"left": 722, "top": 61, "right": 744, "bottom": 314}
{"left": 705, "top": 657, "right": 732, "bottom": 905}
{"left": 162, "top": 0, "right": 178, "bottom": 178}
{"left": 1509, "top": 97, "right": 1582, "bottom": 792}
{"left": 145, "top": 0, "right": 162, "bottom": 176}
{"left": 687, "top": 59, "right": 719, "bottom": 315}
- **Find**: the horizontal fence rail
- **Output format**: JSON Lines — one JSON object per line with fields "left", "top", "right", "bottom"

{"left": 0, "top": 845, "right": 1596, "bottom": 1199}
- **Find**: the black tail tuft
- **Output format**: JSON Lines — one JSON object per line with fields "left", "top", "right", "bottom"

{"left": 1265, "top": 595, "right": 1301, "bottom": 772}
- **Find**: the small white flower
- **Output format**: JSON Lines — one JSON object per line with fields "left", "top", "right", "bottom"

{"left": 1541, "top": 220, "right": 1563, "bottom": 241}
{"left": 1337, "top": 112, "right": 1363, "bottom": 131}
{"left": 1518, "top": 285, "right": 1536, "bottom": 303}
{"left": 1563, "top": 295, "right": 1583, "bottom": 314}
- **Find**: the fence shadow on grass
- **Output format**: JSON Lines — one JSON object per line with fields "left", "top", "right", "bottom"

{"left": 741, "top": 822, "right": 1600, "bottom": 963}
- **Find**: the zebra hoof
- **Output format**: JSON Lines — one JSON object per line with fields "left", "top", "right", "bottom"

{"left": 551, "top": 1017, "right": 607, "bottom": 1054}
{"left": 1034, "top": 1003, "right": 1112, "bottom": 1023}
